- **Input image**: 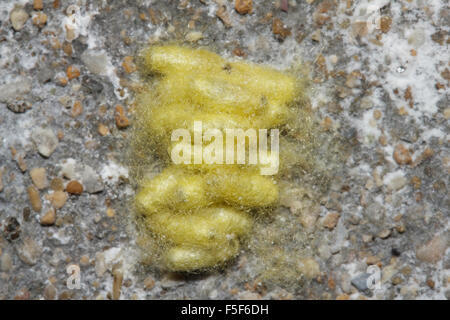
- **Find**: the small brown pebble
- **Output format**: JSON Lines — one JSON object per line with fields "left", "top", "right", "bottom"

{"left": 139, "top": 12, "right": 148, "bottom": 21}
{"left": 32, "top": 12, "right": 47, "bottom": 28}
{"left": 404, "top": 86, "right": 413, "bottom": 107}
{"left": 431, "top": 30, "right": 446, "bottom": 45}
{"left": 98, "top": 123, "right": 109, "bottom": 136}
{"left": 51, "top": 37, "right": 61, "bottom": 50}
{"left": 30, "top": 167, "right": 48, "bottom": 190}
{"left": 366, "top": 255, "right": 380, "bottom": 265}
{"left": 392, "top": 276, "right": 403, "bottom": 285}
{"left": 378, "top": 135, "right": 387, "bottom": 146}
{"left": 106, "top": 208, "right": 115, "bottom": 218}
{"left": 50, "top": 178, "right": 64, "bottom": 191}
{"left": 216, "top": 5, "right": 232, "bottom": 28}
{"left": 14, "top": 289, "right": 31, "bottom": 300}
{"left": 398, "top": 106, "right": 408, "bottom": 115}
{"left": 115, "top": 105, "right": 130, "bottom": 129}
{"left": 410, "top": 49, "right": 417, "bottom": 56}
{"left": 321, "top": 116, "right": 333, "bottom": 131}
{"left": 71, "top": 101, "right": 83, "bottom": 118}
{"left": 66, "top": 180, "right": 83, "bottom": 195}
{"left": 441, "top": 68, "right": 450, "bottom": 82}
{"left": 80, "top": 255, "right": 90, "bottom": 266}
{"left": 378, "top": 229, "right": 391, "bottom": 239}
{"left": 40, "top": 208, "right": 56, "bottom": 226}
{"left": 322, "top": 212, "right": 340, "bottom": 230}
{"left": 395, "top": 223, "right": 405, "bottom": 233}
{"left": 336, "top": 294, "right": 349, "bottom": 300}
{"left": 373, "top": 109, "right": 382, "bottom": 120}
{"left": 58, "top": 291, "right": 72, "bottom": 300}
{"left": 27, "top": 185, "right": 42, "bottom": 212}
{"left": 311, "top": 29, "right": 322, "bottom": 42}
{"left": 232, "top": 47, "right": 246, "bottom": 57}
{"left": 411, "top": 176, "right": 421, "bottom": 189}
{"left": 272, "top": 18, "right": 291, "bottom": 40}
{"left": 62, "top": 42, "right": 73, "bottom": 56}
{"left": 235, "top": 0, "right": 252, "bottom": 15}
{"left": 43, "top": 284, "right": 56, "bottom": 300}
{"left": 122, "top": 56, "right": 137, "bottom": 73}
{"left": 380, "top": 16, "right": 392, "bottom": 33}
{"left": 16, "top": 154, "right": 27, "bottom": 173}
{"left": 314, "top": 0, "right": 334, "bottom": 26}
{"left": 50, "top": 190, "right": 67, "bottom": 209}
{"left": 112, "top": 269, "right": 123, "bottom": 300}
{"left": 426, "top": 278, "right": 435, "bottom": 289}
{"left": 57, "top": 77, "right": 68, "bottom": 87}
{"left": 413, "top": 147, "right": 434, "bottom": 167}
{"left": 416, "top": 234, "right": 448, "bottom": 263}
{"left": 144, "top": 276, "right": 155, "bottom": 290}
{"left": 34, "top": 0, "right": 44, "bottom": 10}
{"left": 393, "top": 144, "right": 412, "bottom": 165}
{"left": 66, "top": 65, "right": 80, "bottom": 80}
{"left": 435, "top": 82, "right": 445, "bottom": 90}
{"left": 443, "top": 108, "right": 450, "bottom": 120}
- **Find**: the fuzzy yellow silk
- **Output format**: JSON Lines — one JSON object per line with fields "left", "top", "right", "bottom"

{"left": 135, "top": 45, "right": 298, "bottom": 271}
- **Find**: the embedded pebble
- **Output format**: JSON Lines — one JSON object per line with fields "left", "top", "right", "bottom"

{"left": 235, "top": 0, "right": 252, "bottom": 15}
{"left": 416, "top": 234, "right": 448, "bottom": 263}
{"left": 322, "top": 212, "right": 340, "bottom": 230}
{"left": 43, "top": 284, "right": 57, "bottom": 300}
{"left": 351, "top": 273, "right": 371, "bottom": 294}
{"left": 66, "top": 180, "right": 83, "bottom": 195}
{"left": 81, "top": 166, "right": 104, "bottom": 194}
{"left": 40, "top": 208, "right": 56, "bottom": 226}
{"left": 30, "top": 168, "right": 48, "bottom": 190}
{"left": 32, "top": 128, "right": 58, "bottom": 158}
{"left": 27, "top": 185, "right": 42, "bottom": 212}
{"left": 10, "top": 7, "right": 29, "bottom": 31}
{"left": 81, "top": 50, "right": 109, "bottom": 75}
{"left": 0, "top": 77, "right": 32, "bottom": 104}
{"left": 393, "top": 144, "right": 412, "bottom": 165}
{"left": 50, "top": 191, "right": 68, "bottom": 209}
{"left": 15, "top": 237, "right": 42, "bottom": 266}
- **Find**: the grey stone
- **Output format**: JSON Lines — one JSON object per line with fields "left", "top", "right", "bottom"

{"left": 0, "top": 77, "right": 32, "bottom": 103}
{"left": 351, "top": 273, "right": 372, "bottom": 295}
{"left": 32, "top": 128, "right": 58, "bottom": 158}
{"left": 15, "top": 237, "right": 42, "bottom": 266}
{"left": 60, "top": 160, "right": 104, "bottom": 193}
{"left": 37, "top": 68, "right": 54, "bottom": 84}
{"left": 81, "top": 49, "right": 109, "bottom": 75}
{"left": 7, "top": 100, "right": 32, "bottom": 113}
{"left": 81, "top": 165, "right": 104, "bottom": 194}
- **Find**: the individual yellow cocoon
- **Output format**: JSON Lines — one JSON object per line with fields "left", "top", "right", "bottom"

{"left": 136, "top": 166, "right": 278, "bottom": 214}
{"left": 143, "top": 45, "right": 225, "bottom": 74}
{"left": 146, "top": 207, "right": 252, "bottom": 248}
{"left": 205, "top": 167, "right": 279, "bottom": 207}
{"left": 135, "top": 167, "right": 209, "bottom": 214}
{"left": 135, "top": 45, "right": 299, "bottom": 271}
{"left": 165, "top": 241, "right": 240, "bottom": 272}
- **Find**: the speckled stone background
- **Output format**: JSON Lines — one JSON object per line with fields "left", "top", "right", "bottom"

{"left": 0, "top": 0, "right": 448, "bottom": 300}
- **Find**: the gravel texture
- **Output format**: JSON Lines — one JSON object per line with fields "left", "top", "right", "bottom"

{"left": 0, "top": 0, "right": 448, "bottom": 300}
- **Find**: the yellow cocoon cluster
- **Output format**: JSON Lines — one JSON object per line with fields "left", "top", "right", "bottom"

{"left": 135, "top": 45, "right": 298, "bottom": 271}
